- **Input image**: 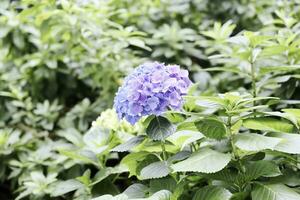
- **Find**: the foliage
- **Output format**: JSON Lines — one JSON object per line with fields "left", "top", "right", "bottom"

{"left": 1, "top": 0, "right": 300, "bottom": 200}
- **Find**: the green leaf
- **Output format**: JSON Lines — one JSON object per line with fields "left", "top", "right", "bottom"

{"left": 203, "top": 169, "right": 238, "bottom": 184}
{"left": 77, "top": 169, "right": 91, "bottom": 186}
{"left": 237, "top": 97, "right": 279, "bottom": 107}
{"left": 261, "top": 45, "right": 286, "bottom": 57}
{"left": 282, "top": 109, "right": 300, "bottom": 125}
{"left": 263, "top": 112, "right": 299, "bottom": 129}
{"left": 13, "top": 30, "right": 25, "bottom": 49}
{"left": 83, "top": 126, "right": 110, "bottom": 154}
{"left": 193, "top": 186, "right": 232, "bottom": 200}
{"left": 171, "top": 181, "right": 187, "bottom": 200}
{"left": 194, "top": 119, "right": 227, "bottom": 140}
{"left": 227, "top": 35, "right": 249, "bottom": 46}
{"left": 176, "top": 121, "right": 198, "bottom": 131}
{"left": 245, "top": 33, "right": 272, "bottom": 48}
{"left": 51, "top": 179, "right": 83, "bottom": 197}
{"left": 204, "top": 67, "right": 248, "bottom": 76}
{"left": 111, "top": 136, "right": 146, "bottom": 152}
{"left": 283, "top": 109, "right": 300, "bottom": 119}
{"left": 171, "top": 148, "right": 231, "bottom": 173}
{"left": 234, "top": 133, "right": 282, "bottom": 151}
{"left": 91, "top": 194, "right": 129, "bottom": 200}
{"left": 167, "top": 130, "right": 203, "bottom": 150}
{"left": 184, "top": 96, "right": 228, "bottom": 108}
{"left": 242, "top": 160, "right": 281, "bottom": 182}
{"left": 146, "top": 190, "right": 172, "bottom": 200}
{"left": 140, "top": 161, "right": 170, "bottom": 180}
{"left": 91, "top": 165, "right": 128, "bottom": 186}
{"left": 150, "top": 177, "right": 176, "bottom": 194}
{"left": 251, "top": 184, "right": 300, "bottom": 200}
{"left": 59, "top": 148, "right": 99, "bottom": 166}
{"left": 128, "top": 38, "right": 151, "bottom": 51}
{"left": 57, "top": 128, "right": 84, "bottom": 147}
{"left": 270, "top": 170, "right": 300, "bottom": 187}
{"left": 259, "top": 65, "right": 300, "bottom": 76}
{"left": 230, "top": 192, "right": 249, "bottom": 200}
{"left": 121, "top": 152, "right": 150, "bottom": 177}
{"left": 91, "top": 195, "right": 113, "bottom": 200}
{"left": 167, "top": 151, "right": 191, "bottom": 163}
{"left": 123, "top": 184, "right": 148, "bottom": 198}
{"left": 269, "top": 132, "right": 300, "bottom": 154}
{"left": 206, "top": 160, "right": 281, "bottom": 186}
{"left": 227, "top": 105, "right": 269, "bottom": 114}
{"left": 243, "top": 117, "right": 295, "bottom": 133}
{"left": 146, "top": 116, "right": 176, "bottom": 141}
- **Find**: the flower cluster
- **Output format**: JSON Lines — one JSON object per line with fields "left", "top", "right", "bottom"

{"left": 114, "top": 62, "right": 192, "bottom": 124}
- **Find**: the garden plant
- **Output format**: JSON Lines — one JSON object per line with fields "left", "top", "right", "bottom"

{"left": 1, "top": 0, "right": 300, "bottom": 200}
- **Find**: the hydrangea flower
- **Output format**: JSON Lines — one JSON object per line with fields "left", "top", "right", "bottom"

{"left": 114, "top": 62, "right": 192, "bottom": 124}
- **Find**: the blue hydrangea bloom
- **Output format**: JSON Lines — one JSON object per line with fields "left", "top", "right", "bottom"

{"left": 114, "top": 62, "right": 192, "bottom": 124}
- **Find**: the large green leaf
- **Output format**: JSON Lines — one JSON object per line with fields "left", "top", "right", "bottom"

{"left": 59, "top": 148, "right": 99, "bottom": 166}
{"left": 91, "top": 165, "right": 128, "bottom": 186}
{"left": 146, "top": 116, "right": 176, "bottom": 141}
{"left": 242, "top": 160, "right": 281, "bottom": 182}
{"left": 283, "top": 109, "right": 300, "bottom": 121}
{"left": 111, "top": 136, "right": 146, "bottom": 152}
{"left": 51, "top": 179, "right": 83, "bottom": 197}
{"left": 184, "top": 95, "right": 228, "bottom": 107}
{"left": 92, "top": 194, "right": 128, "bottom": 200}
{"left": 142, "top": 190, "right": 171, "bottom": 200}
{"left": 243, "top": 117, "right": 295, "bottom": 133}
{"left": 149, "top": 177, "right": 176, "bottom": 195}
{"left": 167, "top": 130, "right": 203, "bottom": 150}
{"left": 251, "top": 184, "right": 300, "bottom": 200}
{"left": 171, "top": 148, "right": 231, "bottom": 173}
{"left": 282, "top": 109, "right": 300, "bottom": 127}
{"left": 193, "top": 186, "right": 232, "bottom": 200}
{"left": 269, "top": 132, "right": 300, "bottom": 154}
{"left": 202, "top": 160, "right": 281, "bottom": 187}
{"left": 123, "top": 184, "right": 148, "bottom": 198}
{"left": 140, "top": 161, "right": 170, "bottom": 180}
{"left": 234, "top": 133, "right": 282, "bottom": 151}
{"left": 92, "top": 189, "right": 171, "bottom": 200}
{"left": 168, "top": 151, "right": 191, "bottom": 163}
{"left": 203, "top": 169, "right": 238, "bottom": 184}
{"left": 121, "top": 152, "right": 150, "bottom": 177}
{"left": 259, "top": 65, "right": 300, "bottom": 76}
{"left": 204, "top": 66, "right": 247, "bottom": 76}
{"left": 83, "top": 126, "right": 110, "bottom": 154}
{"left": 230, "top": 192, "right": 249, "bottom": 200}
{"left": 205, "top": 160, "right": 281, "bottom": 186}
{"left": 263, "top": 111, "right": 299, "bottom": 129}
{"left": 91, "top": 195, "right": 116, "bottom": 200}
{"left": 170, "top": 181, "right": 187, "bottom": 200}
{"left": 194, "top": 119, "right": 227, "bottom": 140}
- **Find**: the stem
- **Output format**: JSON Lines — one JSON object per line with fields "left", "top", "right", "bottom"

{"left": 191, "top": 142, "right": 197, "bottom": 152}
{"left": 227, "top": 116, "right": 238, "bottom": 159}
{"left": 112, "top": 174, "right": 120, "bottom": 183}
{"left": 250, "top": 61, "right": 257, "bottom": 105}
{"left": 228, "top": 115, "right": 245, "bottom": 174}
{"left": 161, "top": 140, "right": 167, "bottom": 161}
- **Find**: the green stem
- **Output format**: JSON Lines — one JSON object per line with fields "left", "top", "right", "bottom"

{"left": 227, "top": 116, "right": 238, "bottom": 159}
{"left": 228, "top": 116, "right": 245, "bottom": 174}
{"left": 250, "top": 61, "right": 257, "bottom": 105}
{"left": 112, "top": 174, "right": 120, "bottom": 183}
{"left": 191, "top": 142, "right": 197, "bottom": 152}
{"left": 161, "top": 140, "right": 167, "bottom": 161}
